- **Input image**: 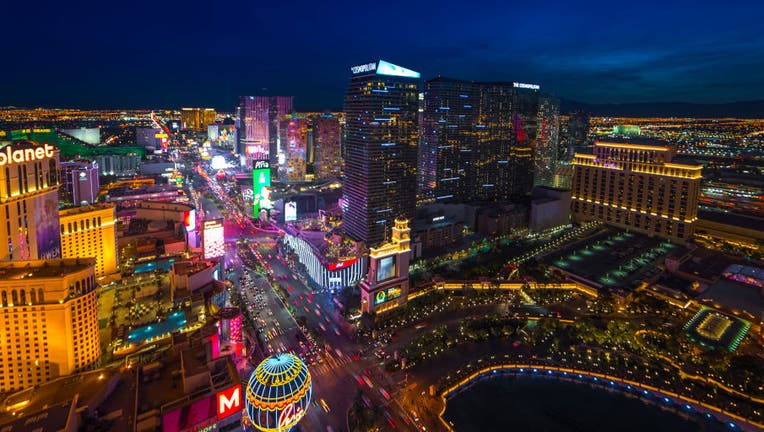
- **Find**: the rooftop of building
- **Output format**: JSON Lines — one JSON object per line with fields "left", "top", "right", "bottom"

{"left": 0, "top": 258, "right": 95, "bottom": 280}
{"left": 59, "top": 203, "right": 115, "bottom": 217}
{"left": 546, "top": 228, "right": 691, "bottom": 290}
{"left": 172, "top": 259, "right": 217, "bottom": 277}
{"left": 284, "top": 225, "right": 363, "bottom": 263}
{"left": 595, "top": 137, "right": 672, "bottom": 148}
{"left": 60, "top": 159, "right": 96, "bottom": 166}
{"left": 0, "top": 368, "right": 120, "bottom": 426}
{"left": 698, "top": 209, "right": 764, "bottom": 233}
{"left": 135, "top": 339, "right": 239, "bottom": 417}
{"left": 697, "top": 278, "right": 764, "bottom": 319}
{"left": 0, "top": 399, "right": 74, "bottom": 432}
{"left": 131, "top": 201, "right": 194, "bottom": 212}
{"left": 107, "top": 184, "right": 179, "bottom": 197}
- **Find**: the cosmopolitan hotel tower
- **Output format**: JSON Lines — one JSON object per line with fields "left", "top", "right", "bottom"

{"left": 419, "top": 78, "right": 559, "bottom": 204}
{"left": 343, "top": 60, "right": 420, "bottom": 247}
{"left": 0, "top": 140, "right": 61, "bottom": 261}
{"left": 571, "top": 139, "right": 702, "bottom": 242}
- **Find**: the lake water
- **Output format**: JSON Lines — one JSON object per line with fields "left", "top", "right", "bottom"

{"left": 443, "top": 375, "right": 728, "bottom": 432}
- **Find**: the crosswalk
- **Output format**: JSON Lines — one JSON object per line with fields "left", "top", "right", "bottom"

{"left": 310, "top": 353, "right": 352, "bottom": 376}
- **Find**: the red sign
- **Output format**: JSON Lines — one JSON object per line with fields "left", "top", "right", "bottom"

{"left": 326, "top": 257, "right": 359, "bottom": 271}
{"left": 216, "top": 385, "right": 242, "bottom": 420}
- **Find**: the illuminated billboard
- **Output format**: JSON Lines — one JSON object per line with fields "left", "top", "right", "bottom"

{"left": 252, "top": 160, "right": 271, "bottom": 215}
{"left": 0, "top": 143, "right": 56, "bottom": 167}
{"left": 34, "top": 192, "right": 61, "bottom": 259}
{"left": 374, "top": 286, "right": 402, "bottom": 305}
{"left": 216, "top": 385, "right": 242, "bottom": 420}
{"left": 183, "top": 209, "right": 196, "bottom": 232}
{"left": 377, "top": 255, "right": 396, "bottom": 282}
{"left": 285, "top": 201, "right": 297, "bottom": 221}
{"left": 376, "top": 60, "right": 421, "bottom": 78}
{"left": 203, "top": 219, "right": 224, "bottom": 259}
{"left": 326, "top": 257, "right": 359, "bottom": 271}
{"left": 162, "top": 395, "right": 216, "bottom": 432}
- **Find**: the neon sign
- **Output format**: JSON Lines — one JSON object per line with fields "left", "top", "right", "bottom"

{"left": 351, "top": 62, "right": 376, "bottom": 74}
{"left": 513, "top": 82, "right": 540, "bottom": 90}
{"left": 203, "top": 219, "right": 224, "bottom": 259}
{"left": 253, "top": 160, "right": 271, "bottom": 214}
{"left": 376, "top": 60, "right": 420, "bottom": 78}
{"left": 278, "top": 403, "right": 305, "bottom": 430}
{"left": 217, "top": 385, "right": 242, "bottom": 420}
{"left": 0, "top": 144, "right": 56, "bottom": 166}
{"left": 374, "top": 286, "right": 402, "bottom": 305}
{"left": 326, "top": 257, "right": 359, "bottom": 271}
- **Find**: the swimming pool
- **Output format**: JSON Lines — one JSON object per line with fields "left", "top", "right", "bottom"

{"left": 134, "top": 258, "right": 176, "bottom": 275}
{"left": 127, "top": 311, "right": 187, "bottom": 344}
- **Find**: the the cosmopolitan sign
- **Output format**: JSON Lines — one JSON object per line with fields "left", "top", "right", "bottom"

{"left": 513, "top": 82, "right": 540, "bottom": 90}
{"left": 351, "top": 62, "right": 377, "bottom": 74}
{"left": 0, "top": 144, "right": 56, "bottom": 166}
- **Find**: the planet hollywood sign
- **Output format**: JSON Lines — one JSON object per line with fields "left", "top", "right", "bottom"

{"left": 0, "top": 144, "right": 56, "bottom": 166}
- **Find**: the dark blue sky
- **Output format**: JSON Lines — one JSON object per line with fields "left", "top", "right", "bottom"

{"left": 3, "top": 0, "right": 764, "bottom": 111}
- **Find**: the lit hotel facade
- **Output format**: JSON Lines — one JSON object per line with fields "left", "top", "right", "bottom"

{"left": 0, "top": 141, "right": 61, "bottom": 261}
{"left": 343, "top": 60, "right": 420, "bottom": 247}
{"left": 571, "top": 140, "right": 701, "bottom": 242}
{"left": 0, "top": 259, "right": 100, "bottom": 393}
{"left": 59, "top": 204, "right": 118, "bottom": 277}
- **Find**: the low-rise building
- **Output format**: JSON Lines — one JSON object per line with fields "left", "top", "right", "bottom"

{"left": 530, "top": 186, "right": 571, "bottom": 232}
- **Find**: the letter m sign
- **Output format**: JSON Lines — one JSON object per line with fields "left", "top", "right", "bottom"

{"left": 217, "top": 385, "right": 241, "bottom": 420}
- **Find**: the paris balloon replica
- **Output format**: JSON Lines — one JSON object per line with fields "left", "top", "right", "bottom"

{"left": 245, "top": 353, "right": 312, "bottom": 431}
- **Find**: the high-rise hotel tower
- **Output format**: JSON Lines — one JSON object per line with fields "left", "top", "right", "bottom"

{"left": 419, "top": 79, "right": 558, "bottom": 204}
{"left": 0, "top": 258, "right": 100, "bottom": 392}
{"left": 343, "top": 60, "right": 420, "bottom": 247}
{"left": 0, "top": 140, "right": 61, "bottom": 261}
{"left": 571, "top": 139, "right": 701, "bottom": 242}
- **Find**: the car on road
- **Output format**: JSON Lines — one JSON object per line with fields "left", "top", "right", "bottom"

{"left": 352, "top": 373, "right": 364, "bottom": 386}
{"left": 362, "top": 375, "right": 374, "bottom": 388}
{"left": 320, "top": 399, "right": 331, "bottom": 412}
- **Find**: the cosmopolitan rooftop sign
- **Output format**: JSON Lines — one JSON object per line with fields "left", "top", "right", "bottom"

{"left": 351, "top": 62, "right": 377, "bottom": 74}
{"left": 350, "top": 60, "right": 421, "bottom": 78}
{"left": 0, "top": 144, "right": 56, "bottom": 166}
{"left": 513, "top": 82, "right": 540, "bottom": 90}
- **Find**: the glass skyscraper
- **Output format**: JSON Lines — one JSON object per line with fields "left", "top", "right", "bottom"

{"left": 237, "top": 96, "right": 293, "bottom": 174}
{"left": 343, "top": 60, "right": 420, "bottom": 247}
{"left": 533, "top": 95, "right": 561, "bottom": 188}
{"left": 420, "top": 79, "right": 556, "bottom": 203}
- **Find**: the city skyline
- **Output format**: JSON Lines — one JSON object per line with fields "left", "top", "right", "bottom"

{"left": 3, "top": 1, "right": 764, "bottom": 110}
{"left": 1, "top": 2, "right": 763, "bottom": 431}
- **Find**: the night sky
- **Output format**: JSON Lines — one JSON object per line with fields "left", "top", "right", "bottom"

{"left": 3, "top": 0, "right": 764, "bottom": 111}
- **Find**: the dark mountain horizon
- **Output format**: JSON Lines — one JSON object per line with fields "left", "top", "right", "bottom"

{"left": 2, "top": 98, "right": 763, "bottom": 120}
{"left": 559, "top": 99, "right": 764, "bottom": 118}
